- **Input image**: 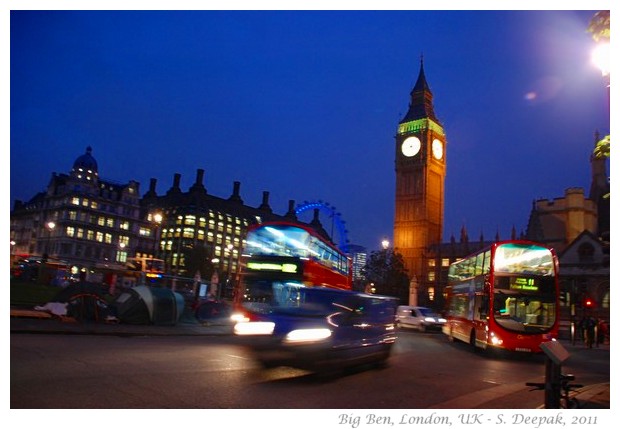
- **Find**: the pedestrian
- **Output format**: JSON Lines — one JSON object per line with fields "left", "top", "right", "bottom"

{"left": 585, "top": 315, "right": 596, "bottom": 348}
{"left": 597, "top": 318, "right": 608, "bottom": 346}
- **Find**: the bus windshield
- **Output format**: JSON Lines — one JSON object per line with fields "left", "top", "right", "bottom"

{"left": 244, "top": 225, "right": 316, "bottom": 258}
{"left": 493, "top": 243, "right": 554, "bottom": 276}
{"left": 492, "top": 275, "right": 557, "bottom": 333}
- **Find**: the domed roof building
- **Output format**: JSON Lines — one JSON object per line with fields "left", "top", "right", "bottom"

{"left": 70, "top": 146, "right": 99, "bottom": 182}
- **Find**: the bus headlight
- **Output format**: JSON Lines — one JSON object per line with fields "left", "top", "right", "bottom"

{"left": 489, "top": 332, "right": 503, "bottom": 346}
{"left": 284, "top": 328, "right": 332, "bottom": 344}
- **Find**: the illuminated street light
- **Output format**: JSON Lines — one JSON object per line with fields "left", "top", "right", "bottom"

{"left": 44, "top": 221, "right": 56, "bottom": 260}
{"left": 225, "top": 243, "right": 234, "bottom": 300}
{"left": 381, "top": 238, "right": 390, "bottom": 250}
{"left": 151, "top": 212, "right": 163, "bottom": 258}
{"left": 591, "top": 42, "right": 610, "bottom": 77}
{"left": 591, "top": 40, "right": 610, "bottom": 111}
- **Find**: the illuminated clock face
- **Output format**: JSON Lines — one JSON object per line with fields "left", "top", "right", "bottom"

{"left": 401, "top": 136, "right": 421, "bottom": 157}
{"left": 432, "top": 139, "right": 444, "bottom": 160}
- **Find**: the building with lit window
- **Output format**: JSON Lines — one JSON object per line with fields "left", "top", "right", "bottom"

{"left": 347, "top": 244, "right": 367, "bottom": 283}
{"left": 10, "top": 147, "right": 151, "bottom": 278}
{"left": 10, "top": 148, "right": 333, "bottom": 291}
{"left": 140, "top": 169, "right": 309, "bottom": 291}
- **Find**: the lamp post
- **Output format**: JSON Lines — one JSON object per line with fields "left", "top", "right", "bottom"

{"left": 10, "top": 240, "right": 16, "bottom": 267}
{"left": 381, "top": 238, "right": 390, "bottom": 250}
{"left": 591, "top": 41, "right": 610, "bottom": 95}
{"left": 225, "top": 243, "right": 234, "bottom": 300}
{"left": 44, "top": 221, "right": 56, "bottom": 261}
{"left": 151, "top": 212, "right": 163, "bottom": 259}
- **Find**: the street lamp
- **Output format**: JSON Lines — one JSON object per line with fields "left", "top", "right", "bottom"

{"left": 226, "top": 243, "right": 234, "bottom": 299}
{"left": 381, "top": 238, "right": 390, "bottom": 250}
{"left": 10, "top": 240, "right": 16, "bottom": 266}
{"left": 44, "top": 221, "right": 56, "bottom": 261}
{"left": 592, "top": 42, "right": 610, "bottom": 110}
{"left": 151, "top": 212, "right": 163, "bottom": 258}
{"left": 592, "top": 43, "right": 610, "bottom": 74}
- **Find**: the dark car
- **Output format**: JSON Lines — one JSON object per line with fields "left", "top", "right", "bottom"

{"left": 232, "top": 286, "right": 398, "bottom": 372}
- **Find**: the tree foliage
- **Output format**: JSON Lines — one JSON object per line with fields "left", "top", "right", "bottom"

{"left": 361, "top": 248, "right": 410, "bottom": 303}
{"left": 594, "top": 134, "right": 610, "bottom": 158}
{"left": 587, "top": 10, "right": 610, "bottom": 42}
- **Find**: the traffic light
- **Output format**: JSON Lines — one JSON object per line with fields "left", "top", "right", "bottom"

{"left": 583, "top": 297, "right": 596, "bottom": 309}
{"left": 559, "top": 290, "right": 568, "bottom": 304}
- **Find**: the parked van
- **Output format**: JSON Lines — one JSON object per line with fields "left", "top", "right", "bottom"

{"left": 396, "top": 305, "right": 446, "bottom": 332}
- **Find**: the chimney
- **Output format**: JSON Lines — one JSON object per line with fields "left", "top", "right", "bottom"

{"left": 166, "top": 173, "right": 182, "bottom": 196}
{"left": 143, "top": 178, "right": 157, "bottom": 199}
{"left": 190, "top": 168, "right": 206, "bottom": 195}
{"left": 285, "top": 199, "right": 297, "bottom": 220}
{"left": 258, "top": 191, "right": 272, "bottom": 213}
{"left": 229, "top": 181, "right": 243, "bottom": 204}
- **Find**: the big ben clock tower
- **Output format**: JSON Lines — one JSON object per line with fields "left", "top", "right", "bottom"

{"left": 394, "top": 57, "right": 446, "bottom": 303}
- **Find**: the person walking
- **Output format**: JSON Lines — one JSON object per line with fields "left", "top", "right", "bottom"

{"left": 585, "top": 315, "right": 597, "bottom": 348}
{"left": 597, "top": 318, "right": 608, "bottom": 346}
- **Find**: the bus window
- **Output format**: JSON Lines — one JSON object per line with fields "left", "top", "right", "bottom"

{"left": 474, "top": 253, "right": 484, "bottom": 276}
{"left": 482, "top": 250, "right": 491, "bottom": 274}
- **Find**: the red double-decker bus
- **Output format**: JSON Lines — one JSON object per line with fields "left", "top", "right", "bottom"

{"left": 443, "top": 240, "right": 560, "bottom": 353}
{"left": 232, "top": 221, "right": 352, "bottom": 320}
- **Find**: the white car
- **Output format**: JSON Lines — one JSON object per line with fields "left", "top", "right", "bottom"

{"left": 396, "top": 305, "right": 446, "bottom": 332}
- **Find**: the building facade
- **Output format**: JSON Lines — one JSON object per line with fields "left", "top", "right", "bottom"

{"left": 10, "top": 148, "right": 340, "bottom": 292}
{"left": 10, "top": 147, "right": 151, "bottom": 280}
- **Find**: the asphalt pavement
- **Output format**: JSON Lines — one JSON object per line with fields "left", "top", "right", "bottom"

{"left": 10, "top": 307, "right": 610, "bottom": 410}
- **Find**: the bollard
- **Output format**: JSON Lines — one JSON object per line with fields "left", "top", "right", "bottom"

{"left": 544, "top": 357, "right": 562, "bottom": 408}
{"left": 540, "top": 340, "right": 570, "bottom": 409}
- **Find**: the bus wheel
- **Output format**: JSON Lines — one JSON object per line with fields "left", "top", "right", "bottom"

{"left": 469, "top": 330, "right": 478, "bottom": 352}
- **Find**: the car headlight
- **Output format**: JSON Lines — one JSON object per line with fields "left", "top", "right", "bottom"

{"left": 233, "top": 321, "right": 275, "bottom": 336}
{"left": 230, "top": 312, "right": 250, "bottom": 323}
{"left": 284, "top": 328, "right": 332, "bottom": 344}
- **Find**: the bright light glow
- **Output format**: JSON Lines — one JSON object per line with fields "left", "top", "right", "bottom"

{"left": 489, "top": 332, "right": 503, "bottom": 346}
{"left": 233, "top": 321, "right": 275, "bottom": 335}
{"left": 265, "top": 226, "right": 285, "bottom": 237}
{"left": 494, "top": 244, "right": 553, "bottom": 275}
{"left": 246, "top": 262, "right": 298, "bottom": 273}
{"left": 230, "top": 312, "right": 249, "bottom": 323}
{"left": 592, "top": 42, "right": 610, "bottom": 76}
{"left": 284, "top": 328, "right": 332, "bottom": 344}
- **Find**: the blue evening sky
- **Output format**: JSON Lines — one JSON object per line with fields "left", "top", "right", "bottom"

{"left": 8, "top": 4, "right": 613, "bottom": 252}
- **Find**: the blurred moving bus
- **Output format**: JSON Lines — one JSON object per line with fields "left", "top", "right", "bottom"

{"left": 443, "top": 240, "right": 559, "bottom": 353}
{"left": 233, "top": 221, "right": 352, "bottom": 320}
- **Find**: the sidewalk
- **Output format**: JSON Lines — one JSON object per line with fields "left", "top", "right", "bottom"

{"left": 10, "top": 308, "right": 610, "bottom": 409}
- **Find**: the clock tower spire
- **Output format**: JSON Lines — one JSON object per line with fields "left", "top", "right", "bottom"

{"left": 394, "top": 57, "right": 446, "bottom": 306}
